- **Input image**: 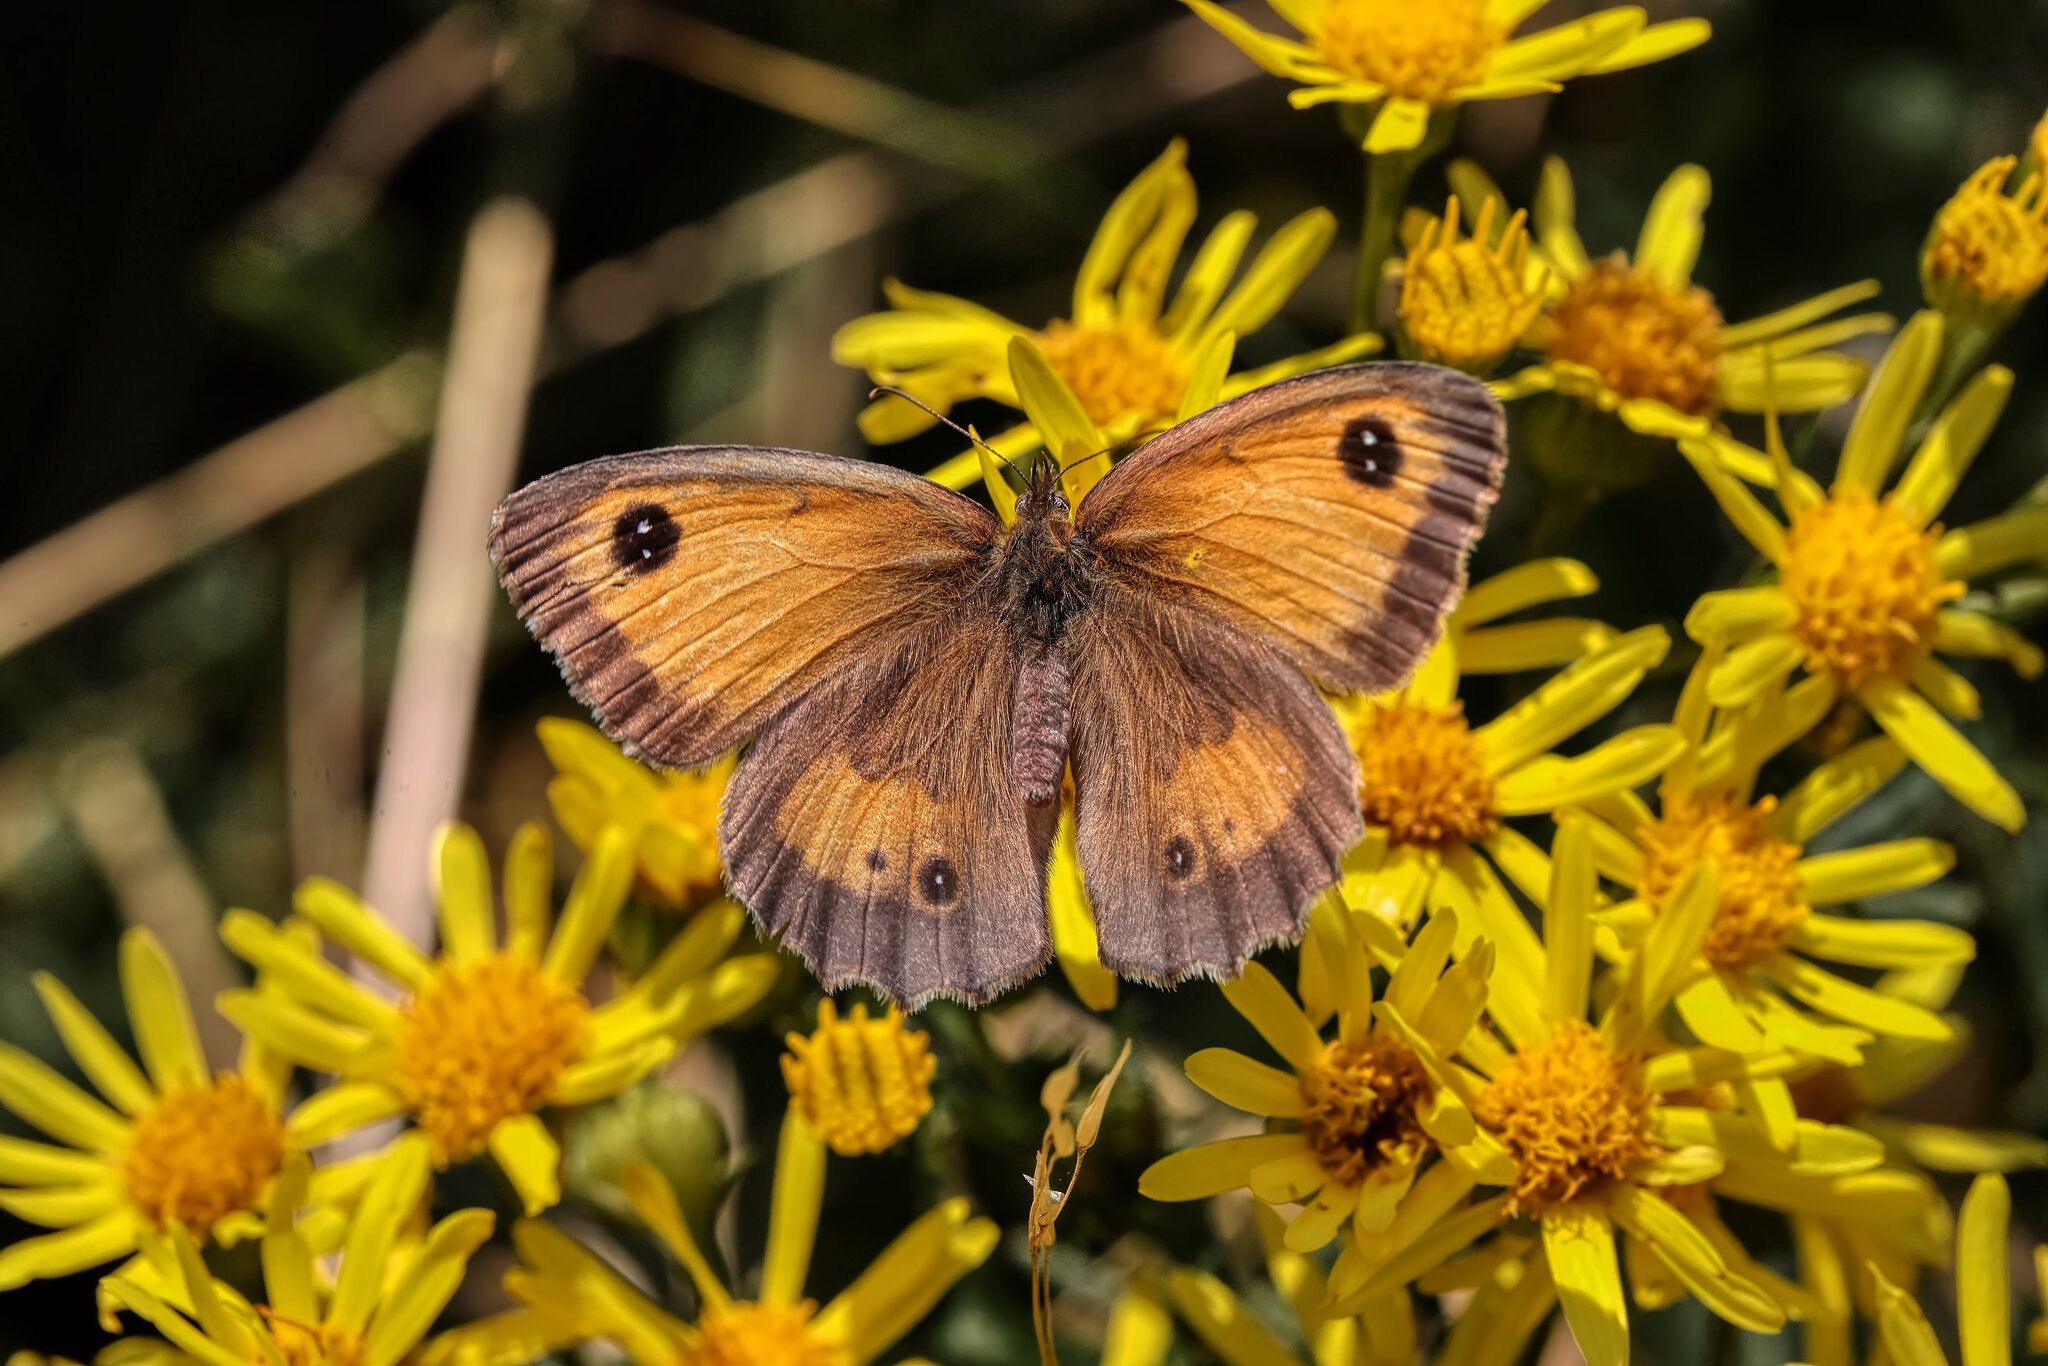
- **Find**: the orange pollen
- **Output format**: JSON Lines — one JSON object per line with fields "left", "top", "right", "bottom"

{"left": 1400, "top": 195, "right": 1549, "bottom": 367}
{"left": 1032, "top": 318, "right": 1189, "bottom": 429}
{"left": 120, "top": 1074, "right": 285, "bottom": 1231}
{"left": 1780, "top": 490, "right": 1963, "bottom": 687}
{"left": 1298, "top": 1035, "right": 1434, "bottom": 1188}
{"left": 261, "top": 1312, "right": 366, "bottom": 1366}
{"left": 683, "top": 1302, "right": 845, "bottom": 1366}
{"left": 1542, "top": 256, "right": 1726, "bottom": 415}
{"left": 1313, "top": 0, "right": 1504, "bottom": 102}
{"left": 391, "top": 952, "right": 590, "bottom": 1164}
{"left": 1637, "top": 794, "right": 1809, "bottom": 971}
{"left": 1924, "top": 157, "right": 2048, "bottom": 308}
{"left": 1352, "top": 699, "right": 1500, "bottom": 849}
{"left": 1475, "top": 1021, "right": 1656, "bottom": 1216}
{"left": 781, "top": 1000, "right": 936, "bottom": 1157}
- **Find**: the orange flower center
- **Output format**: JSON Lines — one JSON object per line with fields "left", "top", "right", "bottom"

{"left": 1032, "top": 319, "right": 1188, "bottom": 429}
{"left": 1351, "top": 699, "right": 1500, "bottom": 849}
{"left": 121, "top": 1074, "right": 286, "bottom": 1231}
{"left": 1780, "top": 490, "right": 1963, "bottom": 688}
{"left": 684, "top": 1303, "right": 845, "bottom": 1366}
{"left": 1476, "top": 1021, "right": 1655, "bottom": 1215}
{"left": 1637, "top": 794, "right": 1809, "bottom": 971}
{"left": 391, "top": 953, "right": 590, "bottom": 1164}
{"left": 1400, "top": 197, "right": 1548, "bottom": 367}
{"left": 1543, "top": 256, "right": 1726, "bottom": 415}
{"left": 1314, "top": 0, "right": 1504, "bottom": 102}
{"left": 781, "top": 1001, "right": 936, "bottom": 1157}
{"left": 1298, "top": 1036, "right": 1434, "bottom": 1188}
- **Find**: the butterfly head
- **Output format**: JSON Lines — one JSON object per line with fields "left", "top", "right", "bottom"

{"left": 1011, "top": 454, "right": 1072, "bottom": 527}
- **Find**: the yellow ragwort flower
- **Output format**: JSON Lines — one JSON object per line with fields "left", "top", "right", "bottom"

{"left": 1321, "top": 822, "right": 1897, "bottom": 1366}
{"left": 1398, "top": 194, "right": 1550, "bottom": 372}
{"left": 1923, "top": 156, "right": 2048, "bottom": 326}
{"left": 1183, "top": 0, "right": 1708, "bottom": 153}
{"left": 1331, "top": 604, "right": 1679, "bottom": 951}
{"left": 1140, "top": 903, "right": 1491, "bottom": 1255}
{"left": 1682, "top": 310, "right": 2047, "bottom": 831}
{"left": 539, "top": 716, "right": 733, "bottom": 910}
{"left": 218, "top": 821, "right": 780, "bottom": 1215}
{"left": 0, "top": 928, "right": 337, "bottom": 1292}
{"left": 425, "top": 1128, "right": 995, "bottom": 1366}
{"left": 782, "top": 999, "right": 936, "bottom": 1157}
{"left": 1497, "top": 159, "right": 1892, "bottom": 461}
{"left": 1579, "top": 648, "right": 1974, "bottom": 1059}
{"left": 833, "top": 141, "right": 1379, "bottom": 490}
{"left": 101, "top": 1140, "right": 490, "bottom": 1366}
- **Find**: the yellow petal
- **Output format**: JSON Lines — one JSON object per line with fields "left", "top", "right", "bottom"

{"left": 432, "top": 824, "right": 497, "bottom": 964}
{"left": 1760, "top": 954, "right": 1952, "bottom": 1041}
{"left": 1634, "top": 163, "right": 1710, "bottom": 290}
{"left": 1889, "top": 364, "right": 2012, "bottom": 526}
{"left": 0, "top": 1211, "right": 137, "bottom": 1292}
{"left": 1492, "top": 724, "right": 1686, "bottom": 814}
{"left": 1545, "top": 815, "right": 1596, "bottom": 1026}
{"left": 1606, "top": 862, "right": 1717, "bottom": 1051}
{"left": 1684, "top": 587, "right": 1797, "bottom": 644}
{"left": 1672, "top": 975, "right": 1766, "bottom": 1053}
{"left": 1458, "top": 619, "right": 1616, "bottom": 674}
{"left": 1007, "top": 334, "right": 1102, "bottom": 455}
{"left": 1889, "top": 1119, "right": 2048, "bottom": 1173}
{"left": 1716, "top": 353, "right": 1872, "bottom": 414}
{"left": 1221, "top": 961, "right": 1323, "bottom": 1073}
{"left": 1477, "top": 626, "right": 1670, "bottom": 772}
{"left": 1932, "top": 610, "right": 2045, "bottom": 679}
{"left": 1677, "top": 443, "right": 1789, "bottom": 561}
{"left": 1583, "top": 17, "right": 1711, "bottom": 73}
{"left": 1455, "top": 558, "right": 1600, "bottom": 626}
{"left": 542, "top": 822, "right": 635, "bottom": 985}
{"left": 1705, "top": 634, "right": 1807, "bottom": 708}
{"left": 1325, "top": 1191, "right": 1510, "bottom": 1313}
{"left": 1165, "top": 1267, "right": 1300, "bottom": 1366}
{"left": 1199, "top": 208, "right": 1336, "bottom": 347}
{"left": 1937, "top": 504, "right": 2048, "bottom": 579}
{"left": 1771, "top": 736, "right": 1909, "bottom": 844}
{"left": 1959, "top": 1173, "right": 2013, "bottom": 1366}
{"left": 363, "top": 1209, "right": 497, "bottom": 1366}
{"left": 1797, "top": 840, "right": 1957, "bottom": 906}
{"left": 287, "top": 1082, "right": 407, "bottom": 1147}
{"left": 1181, "top": 0, "right": 1332, "bottom": 79}
{"left": 813, "top": 1198, "right": 999, "bottom": 1365}
{"left": 1836, "top": 310, "right": 1943, "bottom": 495}
{"left": 1163, "top": 210, "right": 1257, "bottom": 342}
{"left": 1175, "top": 329, "right": 1234, "bottom": 422}
{"left": 617, "top": 1160, "right": 728, "bottom": 1310}
{"left": 501, "top": 822, "right": 554, "bottom": 960}
{"left": 1650, "top": 1107, "right": 1882, "bottom": 1175}
{"left": 216, "top": 912, "right": 395, "bottom": 1031}
{"left": 119, "top": 930, "right": 205, "bottom": 1093}
{"left": 487, "top": 1113, "right": 562, "bottom": 1218}
{"left": 0, "top": 1044, "right": 130, "bottom": 1153}
{"left": 1100, "top": 1281, "right": 1173, "bottom": 1366}
{"left": 1185, "top": 1048, "right": 1305, "bottom": 1118}
{"left": 31, "top": 973, "right": 152, "bottom": 1115}
{"left": 1861, "top": 677, "right": 2024, "bottom": 832}
{"left": 1139, "top": 1134, "right": 1307, "bottom": 1201}
{"left": 1048, "top": 803, "right": 1116, "bottom": 1011}
{"left": 1870, "top": 1265, "right": 1953, "bottom": 1366}
{"left": 1914, "top": 655, "right": 1982, "bottom": 720}
{"left": 1534, "top": 155, "right": 1589, "bottom": 278}
{"left": 293, "top": 878, "right": 433, "bottom": 990}
{"left": 1542, "top": 1206, "right": 1627, "bottom": 1366}
{"left": 331, "top": 1137, "right": 432, "bottom": 1333}
{"left": 1280, "top": 1177, "right": 1358, "bottom": 1250}
{"left": 1722, "top": 280, "right": 1884, "bottom": 348}
{"left": 1072, "top": 141, "right": 1187, "bottom": 325}
{"left": 218, "top": 992, "right": 366, "bottom": 1079}
{"left": 1361, "top": 98, "right": 1430, "bottom": 152}
{"left": 762, "top": 1110, "right": 826, "bottom": 1307}
{"left": 1608, "top": 1185, "right": 1785, "bottom": 1333}
{"left": 1486, "top": 9, "right": 1645, "bottom": 83}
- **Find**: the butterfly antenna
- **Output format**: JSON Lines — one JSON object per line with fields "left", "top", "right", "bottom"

{"left": 1057, "top": 441, "right": 1128, "bottom": 478}
{"left": 869, "top": 386, "right": 1022, "bottom": 480}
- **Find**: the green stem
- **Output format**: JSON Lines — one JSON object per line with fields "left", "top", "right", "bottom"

{"left": 1342, "top": 105, "right": 1459, "bottom": 335}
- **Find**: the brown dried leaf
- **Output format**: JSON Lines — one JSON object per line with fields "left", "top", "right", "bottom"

{"left": 1074, "top": 1038, "right": 1133, "bottom": 1151}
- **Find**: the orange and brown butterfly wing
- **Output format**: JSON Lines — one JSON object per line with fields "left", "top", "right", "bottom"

{"left": 489, "top": 447, "right": 999, "bottom": 769}
{"left": 720, "top": 591, "right": 1056, "bottom": 1007}
{"left": 1064, "top": 361, "right": 1504, "bottom": 983}
{"left": 1074, "top": 361, "right": 1506, "bottom": 695}
{"left": 1067, "top": 587, "right": 1361, "bottom": 984}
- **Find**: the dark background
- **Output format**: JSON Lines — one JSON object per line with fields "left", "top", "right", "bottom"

{"left": 4, "top": 0, "right": 2048, "bottom": 1360}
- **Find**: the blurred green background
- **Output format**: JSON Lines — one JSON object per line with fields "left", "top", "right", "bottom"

{"left": 4, "top": 0, "right": 2048, "bottom": 1360}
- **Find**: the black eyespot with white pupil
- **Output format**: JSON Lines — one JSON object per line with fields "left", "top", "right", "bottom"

{"left": 611, "top": 503, "right": 681, "bottom": 573}
{"left": 918, "top": 855, "right": 960, "bottom": 906}
{"left": 1338, "top": 417, "right": 1403, "bottom": 488}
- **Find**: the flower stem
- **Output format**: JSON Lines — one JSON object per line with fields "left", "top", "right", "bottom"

{"left": 1345, "top": 105, "right": 1456, "bottom": 334}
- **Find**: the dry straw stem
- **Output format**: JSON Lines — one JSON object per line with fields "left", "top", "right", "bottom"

{"left": 358, "top": 196, "right": 554, "bottom": 946}
{"left": 1030, "top": 1039, "right": 1134, "bottom": 1366}
{"left": 0, "top": 7, "right": 1261, "bottom": 660}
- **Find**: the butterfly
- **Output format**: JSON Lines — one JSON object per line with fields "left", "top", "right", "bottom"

{"left": 490, "top": 362, "right": 1505, "bottom": 1007}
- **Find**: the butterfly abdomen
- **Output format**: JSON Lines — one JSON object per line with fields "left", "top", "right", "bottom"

{"left": 1013, "top": 643, "right": 1070, "bottom": 807}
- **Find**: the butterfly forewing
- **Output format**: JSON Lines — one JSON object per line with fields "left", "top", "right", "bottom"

{"left": 489, "top": 447, "right": 999, "bottom": 769}
{"left": 1074, "top": 362, "right": 1506, "bottom": 695}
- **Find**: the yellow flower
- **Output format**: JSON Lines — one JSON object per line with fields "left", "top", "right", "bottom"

{"left": 1923, "top": 156, "right": 2048, "bottom": 327}
{"left": 1322, "top": 824, "right": 1895, "bottom": 1366}
{"left": 425, "top": 1124, "right": 996, "bottom": 1366}
{"left": 1398, "top": 194, "right": 1550, "bottom": 372}
{"left": 1498, "top": 159, "right": 1892, "bottom": 456}
{"left": 832, "top": 141, "right": 1379, "bottom": 489}
{"left": 0, "top": 928, "right": 336, "bottom": 1292}
{"left": 100, "top": 1139, "right": 490, "bottom": 1366}
{"left": 1139, "top": 902, "right": 1491, "bottom": 1255}
{"left": 1873, "top": 1173, "right": 2039, "bottom": 1366}
{"left": 217, "top": 821, "right": 780, "bottom": 1215}
{"left": 1682, "top": 310, "right": 2047, "bottom": 831}
{"left": 1183, "top": 0, "right": 1709, "bottom": 153}
{"left": 781, "top": 999, "right": 935, "bottom": 1157}
{"left": 1578, "top": 648, "right": 1974, "bottom": 1059}
{"left": 1332, "top": 609, "right": 1680, "bottom": 957}
{"left": 1167, "top": 1204, "right": 1414, "bottom": 1364}
{"left": 1098, "top": 1279, "right": 1173, "bottom": 1366}
{"left": 539, "top": 717, "right": 733, "bottom": 910}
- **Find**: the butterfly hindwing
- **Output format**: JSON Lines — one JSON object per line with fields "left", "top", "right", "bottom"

{"left": 1066, "top": 586, "right": 1362, "bottom": 985}
{"left": 720, "top": 594, "right": 1056, "bottom": 1007}
{"left": 489, "top": 447, "right": 1000, "bottom": 769}
{"left": 1074, "top": 361, "right": 1506, "bottom": 695}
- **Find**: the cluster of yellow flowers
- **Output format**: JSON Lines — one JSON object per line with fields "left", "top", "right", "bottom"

{"left": 9, "top": 5, "right": 2048, "bottom": 1366}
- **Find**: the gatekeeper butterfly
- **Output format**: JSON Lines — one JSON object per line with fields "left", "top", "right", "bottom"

{"left": 491, "top": 362, "right": 1505, "bottom": 1006}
